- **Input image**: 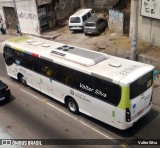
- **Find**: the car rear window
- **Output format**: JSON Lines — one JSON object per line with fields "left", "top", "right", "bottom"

{"left": 85, "top": 23, "right": 96, "bottom": 27}
{"left": 70, "top": 17, "right": 81, "bottom": 23}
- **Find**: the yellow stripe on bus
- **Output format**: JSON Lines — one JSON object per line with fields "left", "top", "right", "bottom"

{"left": 8, "top": 36, "right": 31, "bottom": 43}
{"left": 12, "top": 46, "right": 24, "bottom": 52}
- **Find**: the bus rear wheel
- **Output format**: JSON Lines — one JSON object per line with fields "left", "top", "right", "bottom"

{"left": 67, "top": 98, "right": 79, "bottom": 114}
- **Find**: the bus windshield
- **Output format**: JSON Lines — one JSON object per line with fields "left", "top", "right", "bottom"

{"left": 130, "top": 71, "right": 153, "bottom": 99}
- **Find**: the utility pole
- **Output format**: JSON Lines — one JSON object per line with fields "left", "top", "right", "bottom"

{"left": 131, "top": 0, "right": 139, "bottom": 60}
{"left": 13, "top": 0, "right": 22, "bottom": 35}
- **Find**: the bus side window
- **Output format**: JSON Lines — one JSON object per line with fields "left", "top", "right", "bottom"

{"left": 14, "top": 50, "right": 25, "bottom": 66}
{"left": 40, "top": 59, "right": 54, "bottom": 78}
{"left": 94, "top": 79, "right": 121, "bottom": 106}
{"left": 25, "top": 54, "right": 40, "bottom": 73}
{"left": 54, "top": 64, "right": 73, "bottom": 86}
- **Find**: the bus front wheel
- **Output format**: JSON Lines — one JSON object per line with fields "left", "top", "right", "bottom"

{"left": 67, "top": 98, "right": 79, "bottom": 114}
{"left": 18, "top": 74, "right": 27, "bottom": 86}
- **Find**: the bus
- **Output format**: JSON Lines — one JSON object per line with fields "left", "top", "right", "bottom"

{"left": 2, "top": 36, "right": 155, "bottom": 130}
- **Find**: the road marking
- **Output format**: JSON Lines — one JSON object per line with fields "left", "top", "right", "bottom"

{"left": 79, "top": 120, "right": 113, "bottom": 139}
{"left": 0, "top": 77, "right": 116, "bottom": 141}
{"left": 46, "top": 102, "right": 78, "bottom": 120}
{"left": 22, "top": 90, "right": 116, "bottom": 141}
{"left": 20, "top": 89, "right": 42, "bottom": 101}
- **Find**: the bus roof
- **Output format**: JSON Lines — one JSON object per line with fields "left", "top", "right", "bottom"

{"left": 70, "top": 9, "right": 92, "bottom": 17}
{"left": 3, "top": 36, "right": 154, "bottom": 86}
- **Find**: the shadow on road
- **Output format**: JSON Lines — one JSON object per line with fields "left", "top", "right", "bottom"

{"left": 81, "top": 107, "right": 159, "bottom": 138}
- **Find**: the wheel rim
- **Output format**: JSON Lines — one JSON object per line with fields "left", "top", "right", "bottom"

{"left": 21, "top": 77, "right": 26, "bottom": 85}
{"left": 98, "top": 30, "right": 101, "bottom": 35}
{"left": 69, "top": 101, "right": 76, "bottom": 112}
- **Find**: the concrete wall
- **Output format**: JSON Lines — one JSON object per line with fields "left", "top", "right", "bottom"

{"left": 108, "top": 9, "right": 124, "bottom": 34}
{"left": 16, "top": 0, "right": 40, "bottom": 35}
{"left": 55, "top": 0, "right": 80, "bottom": 21}
{"left": 130, "top": 0, "right": 160, "bottom": 46}
{"left": 0, "top": 0, "right": 40, "bottom": 36}
{"left": 0, "top": 0, "right": 14, "bottom": 25}
{"left": 0, "top": 0, "right": 80, "bottom": 35}
{"left": 83, "top": 0, "right": 119, "bottom": 11}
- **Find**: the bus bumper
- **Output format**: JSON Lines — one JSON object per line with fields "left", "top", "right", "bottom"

{"left": 122, "top": 105, "right": 152, "bottom": 130}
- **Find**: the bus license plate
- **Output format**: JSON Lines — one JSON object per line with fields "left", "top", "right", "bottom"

{"left": 0, "top": 97, "right": 5, "bottom": 101}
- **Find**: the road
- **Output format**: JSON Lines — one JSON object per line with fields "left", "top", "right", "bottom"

{"left": 0, "top": 35, "right": 160, "bottom": 148}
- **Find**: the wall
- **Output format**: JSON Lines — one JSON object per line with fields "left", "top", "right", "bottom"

{"left": 16, "top": 0, "right": 40, "bottom": 35}
{"left": 0, "top": 0, "right": 40, "bottom": 35}
{"left": 0, "top": 0, "right": 14, "bottom": 26}
{"left": 108, "top": 9, "right": 124, "bottom": 34}
{"left": 83, "top": 0, "right": 119, "bottom": 11}
{"left": 54, "top": 0, "right": 80, "bottom": 22}
{"left": 130, "top": 0, "right": 160, "bottom": 46}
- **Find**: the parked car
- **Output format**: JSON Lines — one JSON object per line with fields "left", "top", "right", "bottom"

{"left": 69, "top": 9, "right": 95, "bottom": 31}
{"left": 83, "top": 16, "right": 108, "bottom": 35}
{"left": 0, "top": 80, "right": 11, "bottom": 103}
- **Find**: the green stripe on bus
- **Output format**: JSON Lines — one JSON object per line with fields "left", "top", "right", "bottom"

{"left": 117, "top": 86, "right": 130, "bottom": 110}
{"left": 8, "top": 36, "right": 31, "bottom": 43}
{"left": 112, "top": 111, "right": 115, "bottom": 118}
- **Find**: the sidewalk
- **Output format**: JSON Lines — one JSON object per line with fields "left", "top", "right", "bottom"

{"left": 0, "top": 27, "right": 160, "bottom": 107}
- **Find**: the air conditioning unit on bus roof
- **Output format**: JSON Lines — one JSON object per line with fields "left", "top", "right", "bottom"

{"left": 50, "top": 45, "right": 108, "bottom": 66}
{"left": 26, "top": 40, "right": 50, "bottom": 47}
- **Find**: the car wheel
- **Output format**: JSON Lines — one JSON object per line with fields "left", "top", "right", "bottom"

{"left": 67, "top": 98, "right": 79, "bottom": 114}
{"left": 97, "top": 30, "right": 101, "bottom": 35}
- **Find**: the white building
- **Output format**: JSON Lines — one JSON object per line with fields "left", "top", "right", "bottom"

{"left": 0, "top": 0, "right": 80, "bottom": 36}
{"left": 130, "top": 0, "right": 160, "bottom": 46}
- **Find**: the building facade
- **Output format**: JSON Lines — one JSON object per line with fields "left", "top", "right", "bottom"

{"left": 130, "top": 0, "right": 160, "bottom": 46}
{"left": 0, "top": 0, "right": 80, "bottom": 35}
{"left": 0, "top": 0, "right": 120, "bottom": 36}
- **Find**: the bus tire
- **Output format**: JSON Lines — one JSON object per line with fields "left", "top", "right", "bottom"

{"left": 67, "top": 98, "right": 79, "bottom": 114}
{"left": 20, "top": 75, "right": 27, "bottom": 86}
{"left": 97, "top": 30, "right": 101, "bottom": 35}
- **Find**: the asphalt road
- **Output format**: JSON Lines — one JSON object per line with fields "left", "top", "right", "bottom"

{"left": 0, "top": 36, "right": 160, "bottom": 148}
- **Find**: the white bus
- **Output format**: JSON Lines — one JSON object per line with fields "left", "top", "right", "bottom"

{"left": 2, "top": 36, "right": 154, "bottom": 130}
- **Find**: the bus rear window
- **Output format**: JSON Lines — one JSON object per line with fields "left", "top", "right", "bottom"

{"left": 130, "top": 71, "right": 153, "bottom": 99}
{"left": 70, "top": 17, "right": 81, "bottom": 23}
{"left": 85, "top": 23, "right": 96, "bottom": 27}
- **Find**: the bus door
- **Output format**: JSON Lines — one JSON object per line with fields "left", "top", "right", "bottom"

{"left": 26, "top": 69, "right": 41, "bottom": 91}
{"left": 40, "top": 75, "right": 53, "bottom": 97}
{"left": 3, "top": 47, "right": 16, "bottom": 78}
{"left": 39, "top": 59, "right": 54, "bottom": 97}
{"left": 17, "top": 53, "right": 41, "bottom": 91}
